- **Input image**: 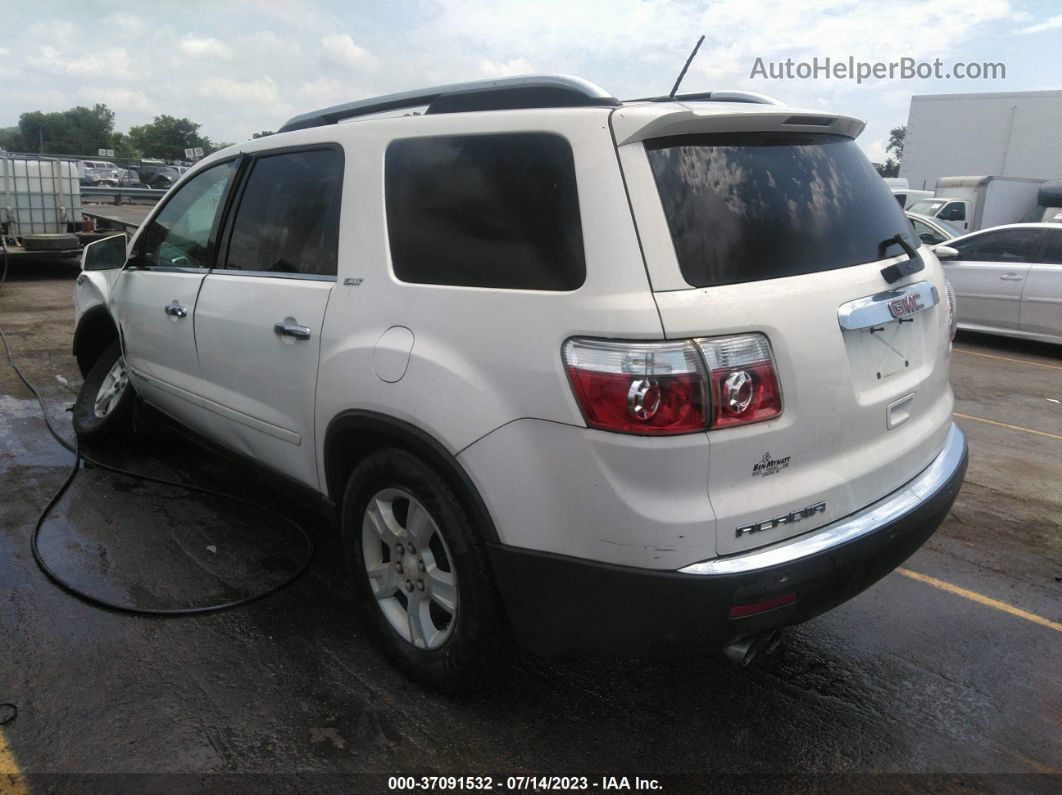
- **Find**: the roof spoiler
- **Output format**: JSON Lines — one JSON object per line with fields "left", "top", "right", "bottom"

{"left": 627, "top": 90, "right": 785, "bottom": 106}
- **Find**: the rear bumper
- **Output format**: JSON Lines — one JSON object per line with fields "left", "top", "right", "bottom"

{"left": 489, "top": 423, "right": 967, "bottom": 657}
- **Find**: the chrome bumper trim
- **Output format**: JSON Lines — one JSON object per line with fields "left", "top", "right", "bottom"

{"left": 678, "top": 423, "right": 966, "bottom": 575}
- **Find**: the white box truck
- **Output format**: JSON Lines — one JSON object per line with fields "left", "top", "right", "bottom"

{"left": 908, "top": 175, "right": 1044, "bottom": 232}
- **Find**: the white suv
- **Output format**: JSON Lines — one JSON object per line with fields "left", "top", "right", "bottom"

{"left": 72, "top": 75, "right": 967, "bottom": 690}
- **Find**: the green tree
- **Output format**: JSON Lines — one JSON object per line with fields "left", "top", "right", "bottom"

{"left": 887, "top": 125, "right": 905, "bottom": 161}
{"left": 251, "top": 130, "right": 274, "bottom": 139}
{"left": 109, "top": 131, "right": 139, "bottom": 160}
{"left": 129, "top": 115, "right": 213, "bottom": 160}
{"left": 0, "top": 126, "right": 22, "bottom": 151}
{"left": 14, "top": 104, "right": 115, "bottom": 155}
{"left": 873, "top": 158, "right": 900, "bottom": 178}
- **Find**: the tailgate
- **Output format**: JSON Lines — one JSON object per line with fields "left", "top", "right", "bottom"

{"left": 616, "top": 116, "right": 956, "bottom": 557}
{"left": 654, "top": 263, "right": 953, "bottom": 556}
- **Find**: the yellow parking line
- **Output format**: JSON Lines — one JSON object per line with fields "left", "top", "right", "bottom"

{"left": 953, "top": 347, "right": 1062, "bottom": 371}
{"left": 898, "top": 568, "right": 1062, "bottom": 633}
{"left": 953, "top": 412, "right": 1062, "bottom": 441}
{"left": 0, "top": 728, "right": 27, "bottom": 794}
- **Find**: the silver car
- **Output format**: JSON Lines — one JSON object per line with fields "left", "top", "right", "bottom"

{"left": 907, "top": 212, "right": 963, "bottom": 246}
{"left": 934, "top": 223, "right": 1062, "bottom": 345}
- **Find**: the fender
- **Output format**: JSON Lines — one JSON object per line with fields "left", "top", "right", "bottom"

{"left": 323, "top": 409, "right": 500, "bottom": 544}
{"left": 71, "top": 303, "right": 119, "bottom": 376}
{"left": 72, "top": 252, "right": 126, "bottom": 374}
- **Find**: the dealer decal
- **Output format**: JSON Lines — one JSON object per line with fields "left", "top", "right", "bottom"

{"left": 752, "top": 452, "right": 790, "bottom": 477}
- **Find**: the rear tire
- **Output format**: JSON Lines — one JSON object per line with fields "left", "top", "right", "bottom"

{"left": 341, "top": 448, "right": 503, "bottom": 692}
{"left": 73, "top": 340, "right": 134, "bottom": 443}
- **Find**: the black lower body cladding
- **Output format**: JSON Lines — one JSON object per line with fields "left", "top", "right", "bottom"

{"left": 489, "top": 432, "right": 968, "bottom": 658}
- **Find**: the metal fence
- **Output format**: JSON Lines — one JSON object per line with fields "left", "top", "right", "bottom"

{"left": 80, "top": 185, "right": 167, "bottom": 204}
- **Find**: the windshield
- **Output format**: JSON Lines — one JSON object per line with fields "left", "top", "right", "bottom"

{"left": 646, "top": 132, "right": 918, "bottom": 288}
{"left": 910, "top": 199, "right": 948, "bottom": 215}
{"left": 934, "top": 218, "right": 964, "bottom": 238}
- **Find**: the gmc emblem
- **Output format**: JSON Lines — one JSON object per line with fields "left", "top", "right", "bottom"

{"left": 888, "top": 294, "right": 925, "bottom": 319}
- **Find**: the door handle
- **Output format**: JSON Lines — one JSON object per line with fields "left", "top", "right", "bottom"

{"left": 999, "top": 273, "right": 1024, "bottom": 281}
{"left": 274, "top": 322, "right": 311, "bottom": 341}
{"left": 164, "top": 303, "right": 188, "bottom": 318}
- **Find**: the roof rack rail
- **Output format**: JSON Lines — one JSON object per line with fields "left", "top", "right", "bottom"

{"left": 278, "top": 75, "right": 620, "bottom": 132}
{"left": 627, "top": 90, "right": 785, "bottom": 106}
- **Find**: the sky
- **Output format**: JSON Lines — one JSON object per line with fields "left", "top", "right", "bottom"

{"left": 0, "top": 0, "right": 1060, "bottom": 161}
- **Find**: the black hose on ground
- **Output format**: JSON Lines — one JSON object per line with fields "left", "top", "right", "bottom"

{"left": 0, "top": 243, "right": 315, "bottom": 617}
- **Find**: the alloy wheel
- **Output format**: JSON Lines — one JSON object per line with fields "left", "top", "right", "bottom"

{"left": 361, "top": 488, "right": 458, "bottom": 649}
{"left": 94, "top": 357, "right": 128, "bottom": 418}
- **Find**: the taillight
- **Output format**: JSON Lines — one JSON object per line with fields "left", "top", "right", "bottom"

{"left": 697, "top": 334, "right": 782, "bottom": 428}
{"left": 563, "top": 333, "right": 782, "bottom": 435}
{"left": 563, "top": 339, "right": 707, "bottom": 434}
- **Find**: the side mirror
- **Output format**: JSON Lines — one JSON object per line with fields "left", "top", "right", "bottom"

{"left": 81, "top": 233, "right": 127, "bottom": 271}
{"left": 933, "top": 245, "right": 959, "bottom": 261}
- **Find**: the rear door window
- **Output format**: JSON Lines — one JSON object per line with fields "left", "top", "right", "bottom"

{"left": 645, "top": 132, "right": 918, "bottom": 288}
{"left": 953, "top": 229, "right": 1044, "bottom": 262}
{"left": 385, "top": 133, "right": 585, "bottom": 291}
{"left": 223, "top": 148, "right": 342, "bottom": 277}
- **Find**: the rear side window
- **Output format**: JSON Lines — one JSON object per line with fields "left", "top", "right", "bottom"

{"left": 224, "top": 148, "right": 342, "bottom": 277}
{"left": 645, "top": 133, "right": 919, "bottom": 288}
{"left": 385, "top": 133, "right": 585, "bottom": 290}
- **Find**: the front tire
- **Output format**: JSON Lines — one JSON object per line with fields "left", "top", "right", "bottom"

{"left": 73, "top": 340, "right": 134, "bottom": 442}
{"left": 341, "top": 448, "right": 502, "bottom": 691}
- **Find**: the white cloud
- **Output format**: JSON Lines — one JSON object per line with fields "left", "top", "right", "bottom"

{"left": 297, "top": 77, "right": 352, "bottom": 107}
{"left": 105, "top": 13, "right": 144, "bottom": 35}
{"left": 239, "top": 31, "right": 292, "bottom": 53}
{"left": 0, "top": 1, "right": 1044, "bottom": 149}
{"left": 320, "top": 33, "right": 377, "bottom": 69}
{"left": 29, "top": 45, "right": 135, "bottom": 80}
{"left": 77, "top": 87, "right": 155, "bottom": 114}
{"left": 1017, "top": 13, "right": 1062, "bottom": 34}
{"left": 476, "top": 57, "right": 539, "bottom": 78}
{"left": 199, "top": 77, "right": 294, "bottom": 116}
{"left": 179, "top": 36, "right": 234, "bottom": 60}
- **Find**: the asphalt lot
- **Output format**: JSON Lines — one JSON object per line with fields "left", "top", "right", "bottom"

{"left": 0, "top": 257, "right": 1059, "bottom": 791}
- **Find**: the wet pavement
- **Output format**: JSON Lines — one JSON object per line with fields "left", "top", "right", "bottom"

{"left": 0, "top": 258, "right": 1059, "bottom": 791}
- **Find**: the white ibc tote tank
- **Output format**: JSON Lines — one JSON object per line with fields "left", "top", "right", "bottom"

{"left": 0, "top": 155, "right": 83, "bottom": 238}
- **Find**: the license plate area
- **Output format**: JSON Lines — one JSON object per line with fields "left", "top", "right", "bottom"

{"left": 838, "top": 281, "right": 938, "bottom": 388}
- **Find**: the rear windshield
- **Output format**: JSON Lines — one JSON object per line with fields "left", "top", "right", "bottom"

{"left": 646, "top": 132, "right": 918, "bottom": 288}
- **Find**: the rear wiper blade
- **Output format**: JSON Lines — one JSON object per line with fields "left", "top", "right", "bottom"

{"left": 878, "top": 234, "right": 924, "bottom": 284}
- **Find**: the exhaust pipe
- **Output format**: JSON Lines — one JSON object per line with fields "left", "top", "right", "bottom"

{"left": 724, "top": 629, "right": 784, "bottom": 667}
{"left": 724, "top": 636, "right": 759, "bottom": 667}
